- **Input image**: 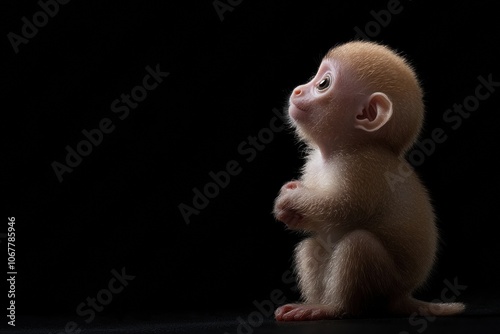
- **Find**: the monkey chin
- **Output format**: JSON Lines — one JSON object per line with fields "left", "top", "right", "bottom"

{"left": 288, "top": 103, "right": 308, "bottom": 123}
{"left": 275, "top": 209, "right": 304, "bottom": 230}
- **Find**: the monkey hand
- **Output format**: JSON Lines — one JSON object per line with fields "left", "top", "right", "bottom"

{"left": 274, "top": 181, "right": 304, "bottom": 228}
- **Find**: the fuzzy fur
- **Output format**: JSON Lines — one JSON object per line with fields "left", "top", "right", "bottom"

{"left": 273, "top": 41, "right": 465, "bottom": 321}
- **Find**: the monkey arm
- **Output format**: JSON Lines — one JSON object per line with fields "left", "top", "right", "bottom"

{"left": 274, "top": 155, "right": 388, "bottom": 231}
{"left": 273, "top": 180, "right": 353, "bottom": 229}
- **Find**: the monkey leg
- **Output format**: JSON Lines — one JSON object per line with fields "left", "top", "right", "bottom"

{"left": 323, "top": 229, "right": 403, "bottom": 316}
{"left": 276, "top": 229, "right": 402, "bottom": 321}
{"left": 331, "top": 231, "right": 465, "bottom": 317}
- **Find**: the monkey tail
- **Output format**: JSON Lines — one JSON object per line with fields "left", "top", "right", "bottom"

{"left": 393, "top": 297, "right": 465, "bottom": 316}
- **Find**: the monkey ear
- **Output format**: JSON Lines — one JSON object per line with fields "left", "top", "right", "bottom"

{"left": 354, "top": 92, "right": 393, "bottom": 132}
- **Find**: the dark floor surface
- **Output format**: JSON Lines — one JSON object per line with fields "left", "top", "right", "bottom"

{"left": 7, "top": 300, "right": 500, "bottom": 334}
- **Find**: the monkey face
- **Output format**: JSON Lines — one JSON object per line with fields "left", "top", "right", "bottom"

{"left": 288, "top": 56, "right": 397, "bottom": 153}
{"left": 287, "top": 60, "right": 362, "bottom": 149}
{"left": 288, "top": 60, "right": 339, "bottom": 124}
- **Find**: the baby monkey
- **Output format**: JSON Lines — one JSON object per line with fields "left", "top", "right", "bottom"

{"left": 273, "top": 41, "right": 465, "bottom": 321}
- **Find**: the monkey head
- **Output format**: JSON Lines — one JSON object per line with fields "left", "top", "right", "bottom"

{"left": 288, "top": 41, "right": 424, "bottom": 156}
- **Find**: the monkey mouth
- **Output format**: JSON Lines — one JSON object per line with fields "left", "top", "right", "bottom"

{"left": 276, "top": 211, "right": 303, "bottom": 230}
{"left": 289, "top": 102, "right": 307, "bottom": 113}
{"left": 289, "top": 103, "right": 308, "bottom": 120}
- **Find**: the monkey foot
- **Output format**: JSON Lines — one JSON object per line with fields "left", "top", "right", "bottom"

{"left": 275, "top": 303, "right": 337, "bottom": 321}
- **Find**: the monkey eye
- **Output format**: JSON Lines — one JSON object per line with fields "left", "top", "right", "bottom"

{"left": 317, "top": 75, "right": 331, "bottom": 91}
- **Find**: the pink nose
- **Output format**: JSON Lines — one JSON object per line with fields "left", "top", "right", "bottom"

{"left": 293, "top": 88, "right": 302, "bottom": 96}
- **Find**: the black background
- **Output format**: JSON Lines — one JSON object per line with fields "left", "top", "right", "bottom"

{"left": 3, "top": 0, "right": 500, "bottom": 324}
